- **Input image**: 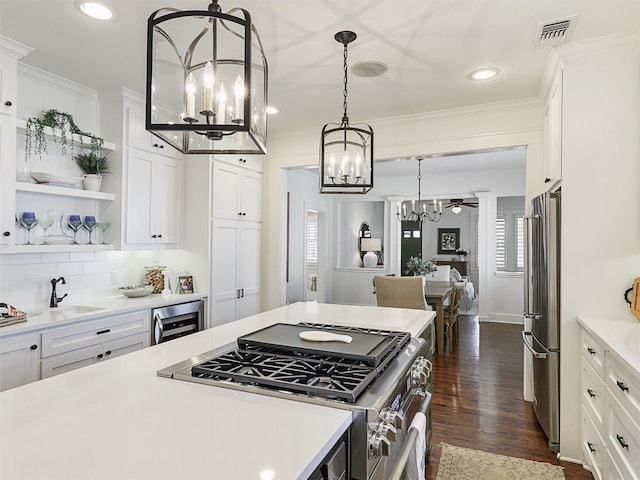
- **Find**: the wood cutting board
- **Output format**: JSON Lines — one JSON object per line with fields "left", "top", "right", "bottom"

{"left": 630, "top": 277, "right": 640, "bottom": 321}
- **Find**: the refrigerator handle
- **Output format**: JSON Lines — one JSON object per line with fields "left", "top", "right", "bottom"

{"left": 523, "top": 214, "right": 538, "bottom": 317}
{"left": 522, "top": 331, "right": 549, "bottom": 359}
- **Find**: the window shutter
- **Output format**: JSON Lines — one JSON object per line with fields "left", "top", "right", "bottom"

{"left": 516, "top": 216, "right": 524, "bottom": 270}
{"left": 306, "top": 214, "right": 318, "bottom": 263}
{"left": 496, "top": 216, "right": 506, "bottom": 270}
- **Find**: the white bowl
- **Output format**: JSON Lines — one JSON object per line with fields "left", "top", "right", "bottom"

{"left": 119, "top": 285, "right": 154, "bottom": 298}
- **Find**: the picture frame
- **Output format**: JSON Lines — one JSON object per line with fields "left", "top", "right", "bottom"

{"left": 178, "top": 275, "right": 194, "bottom": 294}
{"left": 437, "top": 228, "right": 460, "bottom": 254}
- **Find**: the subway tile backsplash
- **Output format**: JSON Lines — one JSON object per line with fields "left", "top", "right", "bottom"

{"left": 0, "top": 250, "right": 190, "bottom": 311}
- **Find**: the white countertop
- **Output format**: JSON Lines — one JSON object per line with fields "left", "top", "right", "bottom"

{"left": 577, "top": 315, "right": 640, "bottom": 373}
{"left": 0, "top": 292, "right": 208, "bottom": 337}
{"left": 0, "top": 302, "right": 434, "bottom": 480}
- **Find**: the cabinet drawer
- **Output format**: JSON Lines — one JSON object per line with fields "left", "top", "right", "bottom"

{"left": 606, "top": 450, "right": 635, "bottom": 480}
{"left": 607, "top": 394, "right": 640, "bottom": 478}
{"left": 607, "top": 352, "right": 640, "bottom": 423}
{"left": 582, "top": 356, "right": 606, "bottom": 428}
{"left": 582, "top": 329, "right": 605, "bottom": 379}
{"left": 582, "top": 406, "right": 605, "bottom": 480}
{"left": 41, "top": 332, "right": 148, "bottom": 379}
{"left": 41, "top": 310, "right": 150, "bottom": 358}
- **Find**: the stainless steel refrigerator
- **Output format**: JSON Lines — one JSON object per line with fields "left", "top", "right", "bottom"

{"left": 523, "top": 190, "right": 560, "bottom": 453}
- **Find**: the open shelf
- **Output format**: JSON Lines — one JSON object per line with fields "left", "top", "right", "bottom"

{"left": 15, "top": 182, "right": 115, "bottom": 201}
{"left": 16, "top": 119, "right": 116, "bottom": 153}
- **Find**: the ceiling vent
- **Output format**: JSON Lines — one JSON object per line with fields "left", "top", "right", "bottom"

{"left": 535, "top": 15, "right": 578, "bottom": 47}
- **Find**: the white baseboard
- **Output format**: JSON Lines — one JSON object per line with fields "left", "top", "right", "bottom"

{"left": 482, "top": 313, "right": 523, "bottom": 324}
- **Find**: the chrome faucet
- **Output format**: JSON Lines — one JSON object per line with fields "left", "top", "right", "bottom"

{"left": 50, "top": 277, "right": 67, "bottom": 308}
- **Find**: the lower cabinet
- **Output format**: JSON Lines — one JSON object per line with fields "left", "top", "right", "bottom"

{"left": 579, "top": 323, "right": 640, "bottom": 480}
{"left": 0, "top": 332, "right": 40, "bottom": 392}
{"left": 41, "top": 333, "right": 148, "bottom": 378}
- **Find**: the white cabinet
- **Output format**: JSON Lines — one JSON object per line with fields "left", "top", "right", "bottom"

{"left": 40, "top": 309, "right": 150, "bottom": 379}
{"left": 0, "top": 38, "right": 32, "bottom": 251}
{"left": 100, "top": 90, "right": 184, "bottom": 250}
{"left": 212, "top": 160, "right": 262, "bottom": 222}
{"left": 544, "top": 69, "right": 562, "bottom": 190}
{"left": 579, "top": 322, "right": 640, "bottom": 480}
{"left": 126, "top": 101, "right": 180, "bottom": 159}
{"left": 211, "top": 219, "right": 261, "bottom": 325}
{"left": 0, "top": 332, "right": 40, "bottom": 391}
{"left": 124, "top": 148, "right": 183, "bottom": 246}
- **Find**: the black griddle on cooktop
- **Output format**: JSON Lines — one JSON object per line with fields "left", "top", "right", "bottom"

{"left": 236, "top": 323, "right": 408, "bottom": 366}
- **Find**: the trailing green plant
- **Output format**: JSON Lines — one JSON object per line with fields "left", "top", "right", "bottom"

{"left": 74, "top": 152, "right": 111, "bottom": 175}
{"left": 24, "top": 109, "right": 104, "bottom": 160}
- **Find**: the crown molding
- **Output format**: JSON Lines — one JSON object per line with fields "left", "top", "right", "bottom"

{"left": 18, "top": 62, "right": 98, "bottom": 99}
{"left": 0, "top": 35, "right": 33, "bottom": 59}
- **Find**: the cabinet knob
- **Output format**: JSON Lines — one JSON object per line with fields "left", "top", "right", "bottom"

{"left": 97, "top": 353, "right": 104, "bottom": 359}
{"left": 30, "top": 344, "right": 38, "bottom": 350}
{"left": 159, "top": 144, "right": 164, "bottom": 149}
{"left": 105, "top": 350, "right": 112, "bottom": 356}
{"left": 544, "top": 177, "right": 551, "bottom": 183}
{"left": 616, "top": 380, "right": 630, "bottom": 393}
{"left": 238, "top": 158, "right": 246, "bottom": 164}
{"left": 157, "top": 234, "right": 162, "bottom": 238}
{"left": 4, "top": 101, "right": 12, "bottom": 107}
{"left": 2, "top": 231, "right": 10, "bottom": 237}
{"left": 153, "top": 143, "right": 159, "bottom": 148}
{"left": 151, "top": 234, "right": 157, "bottom": 239}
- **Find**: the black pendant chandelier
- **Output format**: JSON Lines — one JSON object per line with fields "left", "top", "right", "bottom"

{"left": 146, "top": 0, "right": 268, "bottom": 154}
{"left": 396, "top": 159, "right": 442, "bottom": 225}
{"left": 320, "top": 31, "right": 374, "bottom": 194}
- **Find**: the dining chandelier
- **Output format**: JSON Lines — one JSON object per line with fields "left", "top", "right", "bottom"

{"left": 396, "top": 158, "right": 442, "bottom": 224}
{"left": 145, "top": 0, "right": 268, "bottom": 154}
{"left": 319, "top": 31, "right": 374, "bottom": 194}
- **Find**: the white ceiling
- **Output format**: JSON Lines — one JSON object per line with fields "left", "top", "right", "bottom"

{"left": 2, "top": 0, "right": 639, "bottom": 140}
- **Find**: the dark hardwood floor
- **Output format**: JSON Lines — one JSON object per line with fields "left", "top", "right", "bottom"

{"left": 426, "top": 314, "right": 593, "bottom": 480}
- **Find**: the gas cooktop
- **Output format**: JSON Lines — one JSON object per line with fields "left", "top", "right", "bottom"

{"left": 159, "top": 322, "right": 412, "bottom": 403}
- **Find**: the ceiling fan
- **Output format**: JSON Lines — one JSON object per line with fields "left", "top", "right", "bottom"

{"left": 444, "top": 198, "right": 478, "bottom": 214}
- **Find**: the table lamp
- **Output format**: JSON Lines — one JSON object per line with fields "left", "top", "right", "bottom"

{"left": 361, "top": 238, "right": 381, "bottom": 268}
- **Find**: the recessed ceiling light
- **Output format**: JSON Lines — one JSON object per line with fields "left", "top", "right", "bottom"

{"left": 351, "top": 61, "right": 389, "bottom": 78}
{"left": 78, "top": 2, "right": 113, "bottom": 20}
{"left": 469, "top": 67, "right": 500, "bottom": 81}
{"left": 266, "top": 106, "right": 279, "bottom": 115}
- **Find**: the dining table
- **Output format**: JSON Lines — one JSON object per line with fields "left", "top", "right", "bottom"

{"left": 424, "top": 281, "right": 453, "bottom": 354}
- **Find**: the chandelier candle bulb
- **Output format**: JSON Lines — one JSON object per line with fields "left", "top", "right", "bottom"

{"left": 234, "top": 75, "right": 244, "bottom": 120}
{"left": 439, "top": 200, "right": 443, "bottom": 213}
{"left": 185, "top": 73, "right": 196, "bottom": 119}
{"left": 329, "top": 155, "right": 336, "bottom": 177}
{"left": 355, "top": 154, "right": 362, "bottom": 177}
{"left": 203, "top": 62, "right": 215, "bottom": 112}
{"left": 217, "top": 84, "right": 227, "bottom": 124}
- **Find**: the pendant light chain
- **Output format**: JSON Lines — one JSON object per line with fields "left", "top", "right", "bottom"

{"left": 342, "top": 41, "right": 349, "bottom": 126}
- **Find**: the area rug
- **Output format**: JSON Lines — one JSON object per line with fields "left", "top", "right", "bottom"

{"left": 436, "top": 443, "right": 565, "bottom": 480}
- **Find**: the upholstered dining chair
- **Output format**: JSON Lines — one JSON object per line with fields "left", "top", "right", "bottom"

{"left": 442, "top": 283, "right": 463, "bottom": 351}
{"left": 373, "top": 275, "right": 429, "bottom": 310}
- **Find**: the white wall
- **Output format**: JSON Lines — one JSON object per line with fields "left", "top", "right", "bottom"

{"left": 556, "top": 36, "right": 640, "bottom": 461}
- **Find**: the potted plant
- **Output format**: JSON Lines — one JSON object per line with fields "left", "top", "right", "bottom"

{"left": 74, "top": 152, "right": 110, "bottom": 191}
{"left": 404, "top": 256, "right": 437, "bottom": 276}
{"left": 455, "top": 247, "right": 469, "bottom": 261}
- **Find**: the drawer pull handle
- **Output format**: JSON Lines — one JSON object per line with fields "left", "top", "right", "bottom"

{"left": 616, "top": 381, "right": 629, "bottom": 393}
{"left": 586, "top": 347, "right": 596, "bottom": 355}
{"left": 587, "top": 389, "right": 596, "bottom": 398}
{"left": 587, "top": 442, "right": 596, "bottom": 453}
{"left": 96, "top": 329, "right": 111, "bottom": 335}
{"left": 616, "top": 434, "right": 629, "bottom": 450}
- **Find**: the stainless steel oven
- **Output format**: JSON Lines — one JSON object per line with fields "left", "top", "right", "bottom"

{"left": 151, "top": 300, "right": 205, "bottom": 345}
{"left": 158, "top": 321, "right": 433, "bottom": 479}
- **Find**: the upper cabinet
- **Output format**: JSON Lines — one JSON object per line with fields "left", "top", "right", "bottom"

{"left": 544, "top": 68, "right": 563, "bottom": 191}
{"left": 100, "top": 89, "right": 184, "bottom": 250}
{"left": 212, "top": 157, "right": 263, "bottom": 222}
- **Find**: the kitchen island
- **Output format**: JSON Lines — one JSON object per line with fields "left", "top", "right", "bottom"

{"left": 0, "top": 302, "right": 433, "bottom": 479}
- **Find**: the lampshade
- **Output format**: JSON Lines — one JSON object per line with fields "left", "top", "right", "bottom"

{"left": 361, "top": 237, "right": 381, "bottom": 252}
{"left": 451, "top": 205, "right": 463, "bottom": 214}
{"left": 320, "top": 31, "right": 374, "bottom": 194}
{"left": 146, "top": 0, "right": 268, "bottom": 154}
